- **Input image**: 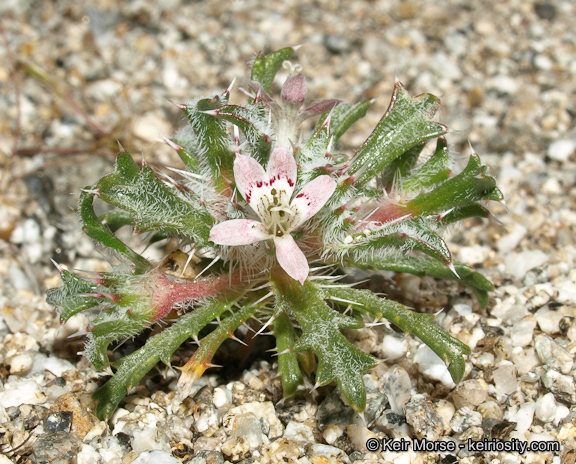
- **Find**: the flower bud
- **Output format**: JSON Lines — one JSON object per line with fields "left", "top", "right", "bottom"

{"left": 281, "top": 72, "right": 307, "bottom": 106}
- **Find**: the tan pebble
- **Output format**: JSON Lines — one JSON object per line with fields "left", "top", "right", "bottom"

{"left": 478, "top": 400, "right": 503, "bottom": 420}
{"left": 49, "top": 393, "right": 99, "bottom": 439}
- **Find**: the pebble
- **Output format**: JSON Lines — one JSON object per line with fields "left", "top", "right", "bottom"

{"left": 534, "top": 334, "right": 574, "bottom": 374}
{"left": 509, "top": 315, "right": 537, "bottom": 347}
{"left": 282, "top": 420, "right": 315, "bottom": 444}
{"left": 224, "top": 402, "right": 284, "bottom": 439}
{"left": 364, "top": 389, "right": 388, "bottom": 426}
{"left": 405, "top": 395, "right": 443, "bottom": 440}
{"left": 0, "top": 378, "right": 46, "bottom": 408}
{"left": 192, "top": 395, "right": 220, "bottom": 434}
{"left": 316, "top": 387, "right": 356, "bottom": 430}
{"left": 263, "top": 439, "right": 301, "bottom": 463}
{"left": 131, "top": 450, "right": 181, "bottom": 464}
{"left": 512, "top": 347, "right": 541, "bottom": 376}
{"left": 50, "top": 393, "right": 100, "bottom": 439}
{"left": 44, "top": 411, "right": 73, "bottom": 433}
{"left": 535, "top": 392, "right": 557, "bottom": 423}
{"left": 413, "top": 345, "right": 455, "bottom": 388}
{"left": 383, "top": 366, "right": 411, "bottom": 415}
{"left": 477, "top": 401, "right": 503, "bottom": 421}
{"left": 547, "top": 138, "right": 575, "bottom": 162}
{"left": 497, "top": 222, "right": 527, "bottom": 253}
{"left": 213, "top": 386, "right": 232, "bottom": 408}
{"left": 541, "top": 369, "right": 576, "bottom": 404}
{"left": 492, "top": 364, "right": 518, "bottom": 396}
{"left": 535, "top": 305, "right": 571, "bottom": 334}
{"left": 346, "top": 424, "right": 378, "bottom": 452}
{"left": 449, "top": 407, "right": 482, "bottom": 433}
{"left": 6, "top": 352, "right": 34, "bottom": 375}
{"left": 322, "top": 425, "right": 344, "bottom": 445}
{"left": 451, "top": 380, "right": 488, "bottom": 409}
{"left": 228, "top": 413, "right": 263, "bottom": 449}
{"left": 77, "top": 444, "right": 102, "bottom": 464}
{"left": 381, "top": 333, "right": 408, "bottom": 361}
{"left": 505, "top": 401, "right": 535, "bottom": 434}
{"left": 306, "top": 443, "right": 350, "bottom": 462}
{"left": 29, "top": 431, "right": 82, "bottom": 462}
{"left": 504, "top": 250, "right": 549, "bottom": 280}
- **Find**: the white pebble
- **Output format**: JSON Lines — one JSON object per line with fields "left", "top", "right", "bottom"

{"left": 213, "top": 386, "right": 232, "bottom": 408}
{"left": 224, "top": 401, "right": 284, "bottom": 439}
{"left": 506, "top": 402, "right": 535, "bottom": 434}
{"left": 504, "top": 250, "right": 548, "bottom": 280}
{"left": 535, "top": 393, "right": 557, "bottom": 423}
{"left": 283, "top": 421, "right": 315, "bottom": 444}
{"left": 0, "top": 378, "right": 46, "bottom": 408}
{"left": 497, "top": 222, "right": 527, "bottom": 253}
{"left": 554, "top": 404, "right": 570, "bottom": 425}
{"left": 346, "top": 424, "right": 378, "bottom": 452}
{"left": 37, "top": 355, "right": 75, "bottom": 377}
{"left": 413, "top": 345, "right": 455, "bottom": 388}
{"left": 510, "top": 315, "right": 537, "bottom": 347}
{"left": 131, "top": 451, "right": 180, "bottom": 464}
{"left": 7, "top": 353, "right": 33, "bottom": 375}
{"left": 322, "top": 425, "right": 344, "bottom": 445}
{"left": 493, "top": 364, "right": 518, "bottom": 396}
{"left": 381, "top": 334, "right": 408, "bottom": 361}
{"left": 556, "top": 280, "right": 576, "bottom": 304}
{"left": 458, "top": 245, "right": 491, "bottom": 265}
{"left": 547, "top": 139, "right": 575, "bottom": 162}
{"left": 453, "top": 303, "right": 472, "bottom": 316}
{"left": 77, "top": 444, "right": 101, "bottom": 464}
{"left": 535, "top": 305, "right": 567, "bottom": 334}
{"left": 512, "top": 347, "right": 541, "bottom": 376}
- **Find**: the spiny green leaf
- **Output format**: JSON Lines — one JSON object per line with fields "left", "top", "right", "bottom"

{"left": 402, "top": 136, "right": 451, "bottom": 193}
{"left": 315, "top": 100, "right": 373, "bottom": 144}
{"left": 342, "top": 218, "right": 453, "bottom": 266}
{"left": 272, "top": 277, "right": 376, "bottom": 412}
{"left": 437, "top": 204, "right": 491, "bottom": 226}
{"left": 208, "top": 104, "right": 272, "bottom": 163}
{"left": 251, "top": 47, "right": 296, "bottom": 93}
{"left": 408, "top": 152, "right": 503, "bottom": 216}
{"left": 93, "top": 299, "right": 234, "bottom": 419}
{"left": 79, "top": 189, "right": 151, "bottom": 273}
{"left": 348, "top": 81, "right": 447, "bottom": 189}
{"left": 95, "top": 152, "right": 212, "bottom": 245}
{"left": 181, "top": 94, "right": 234, "bottom": 185}
{"left": 379, "top": 142, "right": 426, "bottom": 189}
{"left": 46, "top": 270, "right": 100, "bottom": 321}
{"left": 353, "top": 255, "right": 493, "bottom": 308}
{"left": 297, "top": 116, "right": 333, "bottom": 185}
{"left": 328, "top": 287, "right": 471, "bottom": 383}
{"left": 273, "top": 312, "right": 304, "bottom": 397}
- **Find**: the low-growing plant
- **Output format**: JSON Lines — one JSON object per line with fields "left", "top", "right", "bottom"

{"left": 47, "top": 47, "right": 502, "bottom": 420}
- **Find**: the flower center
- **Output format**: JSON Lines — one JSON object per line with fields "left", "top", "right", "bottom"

{"left": 262, "top": 187, "right": 295, "bottom": 236}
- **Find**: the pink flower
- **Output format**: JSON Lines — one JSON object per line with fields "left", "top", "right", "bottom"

{"left": 209, "top": 145, "right": 336, "bottom": 284}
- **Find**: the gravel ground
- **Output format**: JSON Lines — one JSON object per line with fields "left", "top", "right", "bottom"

{"left": 1, "top": 1, "right": 575, "bottom": 463}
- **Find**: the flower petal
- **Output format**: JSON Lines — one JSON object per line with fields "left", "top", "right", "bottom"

{"left": 267, "top": 145, "right": 297, "bottom": 200}
{"left": 299, "top": 99, "right": 341, "bottom": 120}
{"left": 290, "top": 175, "right": 336, "bottom": 229}
{"left": 233, "top": 154, "right": 269, "bottom": 212}
{"left": 273, "top": 234, "right": 308, "bottom": 285}
{"left": 209, "top": 219, "right": 269, "bottom": 245}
